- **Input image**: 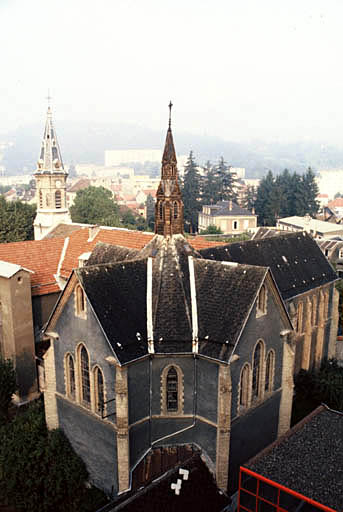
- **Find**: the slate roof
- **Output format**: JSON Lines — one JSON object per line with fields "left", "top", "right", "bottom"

{"left": 76, "top": 259, "right": 148, "bottom": 364}
{"left": 199, "top": 232, "right": 337, "bottom": 301}
{"left": 251, "top": 227, "right": 284, "bottom": 240}
{"left": 246, "top": 406, "right": 343, "bottom": 511}
{"left": 195, "top": 260, "right": 267, "bottom": 360}
{"left": 0, "top": 226, "right": 223, "bottom": 299}
{"left": 202, "top": 201, "right": 255, "bottom": 217}
{"left": 0, "top": 238, "right": 65, "bottom": 296}
{"left": 70, "top": 234, "right": 275, "bottom": 364}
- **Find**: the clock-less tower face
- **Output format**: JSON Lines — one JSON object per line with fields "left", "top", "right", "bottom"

{"left": 56, "top": 180, "right": 61, "bottom": 188}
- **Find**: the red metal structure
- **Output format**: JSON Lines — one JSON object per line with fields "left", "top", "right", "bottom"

{"left": 238, "top": 467, "right": 337, "bottom": 512}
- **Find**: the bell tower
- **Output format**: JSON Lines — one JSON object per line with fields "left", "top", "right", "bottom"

{"left": 33, "top": 103, "right": 71, "bottom": 240}
{"left": 155, "top": 102, "right": 184, "bottom": 236}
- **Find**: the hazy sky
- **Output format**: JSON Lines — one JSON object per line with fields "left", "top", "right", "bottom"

{"left": 1, "top": 0, "right": 343, "bottom": 144}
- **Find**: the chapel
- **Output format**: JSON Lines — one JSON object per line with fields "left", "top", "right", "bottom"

{"left": 42, "top": 108, "right": 338, "bottom": 498}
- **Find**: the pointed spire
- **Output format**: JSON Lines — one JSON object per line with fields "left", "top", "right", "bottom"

{"left": 162, "top": 100, "right": 177, "bottom": 168}
{"left": 155, "top": 103, "right": 184, "bottom": 236}
{"left": 37, "top": 103, "right": 65, "bottom": 173}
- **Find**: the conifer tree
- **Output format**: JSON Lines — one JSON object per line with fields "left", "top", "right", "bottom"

{"left": 201, "top": 161, "right": 221, "bottom": 205}
{"left": 215, "top": 157, "right": 238, "bottom": 203}
{"left": 242, "top": 185, "right": 256, "bottom": 211}
{"left": 146, "top": 194, "right": 155, "bottom": 231}
{"left": 182, "top": 151, "right": 202, "bottom": 233}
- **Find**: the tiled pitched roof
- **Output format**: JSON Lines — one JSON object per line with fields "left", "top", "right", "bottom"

{"left": 0, "top": 227, "right": 225, "bottom": 298}
{"left": 59, "top": 227, "right": 153, "bottom": 279}
{"left": 67, "top": 178, "right": 91, "bottom": 193}
{"left": 0, "top": 238, "right": 65, "bottom": 296}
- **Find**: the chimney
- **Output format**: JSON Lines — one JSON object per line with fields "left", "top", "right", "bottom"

{"left": 88, "top": 225, "right": 100, "bottom": 242}
{"left": 252, "top": 207, "right": 255, "bottom": 215}
{"left": 229, "top": 200, "right": 232, "bottom": 211}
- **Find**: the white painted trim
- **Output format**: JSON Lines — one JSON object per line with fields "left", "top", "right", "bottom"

{"left": 56, "top": 236, "right": 69, "bottom": 279}
{"left": 188, "top": 256, "right": 198, "bottom": 353}
{"left": 147, "top": 257, "right": 154, "bottom": 353}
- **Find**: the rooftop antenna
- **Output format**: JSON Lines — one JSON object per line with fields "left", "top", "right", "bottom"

{"left": 168, "top": 100, "right": 173, "bottom": 129}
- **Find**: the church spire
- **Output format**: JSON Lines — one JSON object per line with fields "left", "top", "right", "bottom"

{"left": 155, "top": 102, "right": 184, "bottom": 236}
{"left": 37, "top": 104, "right": 65, "bottom": 173}
{"left": 33, "top": 103, "right": 71, "bottom": 240}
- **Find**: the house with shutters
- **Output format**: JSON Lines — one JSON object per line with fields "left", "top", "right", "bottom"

{"left": 42, "top": 110, "right": 338, "bottom": 500}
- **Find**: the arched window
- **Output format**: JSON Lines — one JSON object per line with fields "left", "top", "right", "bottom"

{"left": 257, "top": 285, "right": 267, "bottom": 315}
{"left": 265, "top": 350, "right": 274, "bottom": 393}
{"left": 239, "top": 364, "right": 250, "bottom": 409}
{"left": 159, "top": 202, "right": 163, "bottom": 220}
{"left": 94, "top": 366, "right": 104, "bottom": 415}
{"left": 39, "top": 190, "right": 43, "bottom": 208}
{"left": 167, "top": 367, "right": 178, "bottom": 411}
{"left": 75, "top": 285, "right": 86, "bottom": 317}
{"left": 66, "top": 353, "right": 75, "bottom": 399}
{"left": 173, "top": 201, "right": 178, "bottom": 219}
{"left": 80, "top": 345, "right": 90, "bottom": 407}
{"left": 55, "top": 190, "right": 62, "bottom": 208}
{"left": 252, "top": 341, "right": 263, "bottom": 399}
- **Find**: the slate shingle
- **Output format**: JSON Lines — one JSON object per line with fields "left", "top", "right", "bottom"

{"left": 199, "top": 232, "right": 337, "bottom": 300}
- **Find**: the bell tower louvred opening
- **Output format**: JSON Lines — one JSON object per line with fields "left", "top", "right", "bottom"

{"left": 155, "top": 102, "right": 184, "bottom": 236}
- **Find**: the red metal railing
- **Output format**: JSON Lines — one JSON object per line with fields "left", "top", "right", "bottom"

{"left": 238, "top": 467, "right": 337, "bottom": 512}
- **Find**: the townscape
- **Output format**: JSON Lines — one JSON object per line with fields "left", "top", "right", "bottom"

{"left": 1, "top": 2, "right": 343, "bottom": 511}
{"left": 0, "top": 102, "right": 342, "bottom": 512}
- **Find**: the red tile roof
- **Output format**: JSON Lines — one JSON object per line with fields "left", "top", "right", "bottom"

{"left": 0, "top": 227, "right": 224, "bottom": 297}
{"left": 59, "top": 227, "right": 153, "bottom": 279}
{"left": 328, "top": 198, "right": 343, "bottom": 208}
{"left": 0, "top": 238, "right": 65, "bottom": 296}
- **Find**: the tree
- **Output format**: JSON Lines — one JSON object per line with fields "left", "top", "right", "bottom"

{"left": 146, "top": 194, "right": 155, "bottom": 231}
{"left": 70, "top": 186, "right": 120, "bottom": 226}
{"left": 182, "top": 151, "right": 202, "bottom": 233}
{"left": 0, "top": 357, "right": 17, "bottom": 424}
{"left": 200, "top": 225, "right": 223, "bottom": 235}
{"left": 254, "top": 171, "right": 278, "bottom": 226}
{"left": 201, "top": 161, "right": 221, "bottom": 205}
{"left": 300, "top": 167, "right": 320, "bottom": 217}
{"left": 0, "top": 401, "right": 107, "bottom": 511}
{"left": 242, "top": 185, "right": 256, "bottom": 211}
{"left": 0, "top": 197, "right": 36, "bottom": 242}
{"left": 215, "top": 157, "right": 238, "bottom": 203}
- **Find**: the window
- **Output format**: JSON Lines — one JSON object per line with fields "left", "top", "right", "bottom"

{"left": 94, "top": 366, "right": 104, "bottom": 415}
{"left": 239, "top": 364, "right": 250, "bottom": 409}
{"left": 252, "top": 341, "right": 263, "bottom": 399}
{"left": 324, "top": 291, "right": 329, "bottom": 319}
{"left": 39, "top": 190, "right": 43, "bottom": 208}
{"left": 75, "top": 284, "right": 86, "bottom": 317}
{"left": 55, "top": 190, "right": 62, "bottom": 208}
{"left": 66, "top": 353, "right": 75, "bottom": 399}
{"left": 167, "top": 367, "right": 178, "bottom": 411}
{"left": 233, "top": 220, "right": 238, "bottom": 230}
{"left": 257, "top": 284, "right": 267, "bottom": 316}
{"left": 159, "top": 202, "right": 163, "bottom": 220}
{"left": 339, "top": 249, "right": 343, "bottom": 259}
{"left": 80, "top": 345, "right": 91, "bottom": 407}
{"left": 265, "top": 350, "right": 274, "bottom": 392}
{"left": 161, "top": 365, "right": 184, "bottom": 415}
{"left": 173, "top": 201, "right": 178, "bottom": 219}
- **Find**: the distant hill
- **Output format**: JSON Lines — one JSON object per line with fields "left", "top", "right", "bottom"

{"left": 2, "top": 121, "right": 343, "bottom": 178}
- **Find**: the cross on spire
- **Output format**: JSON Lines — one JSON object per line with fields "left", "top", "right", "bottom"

{"left": 46, "top": 89, "right": 52, "bottom": 109}
{"left": 168, "top": 100, "right": 173, "bottom": 129}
